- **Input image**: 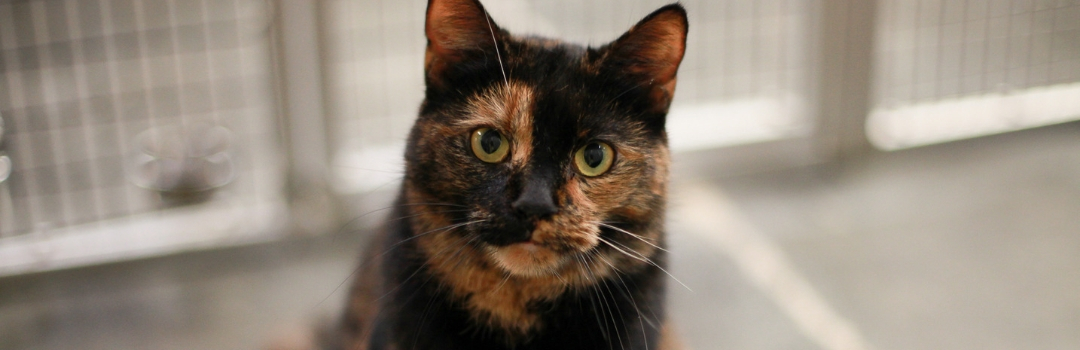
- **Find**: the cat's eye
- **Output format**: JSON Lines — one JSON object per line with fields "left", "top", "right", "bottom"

{"left": 470, "top": 127, "right": 510, "bottom": 163}
{"left": 574, "top": 142, "right": 614, "bottom": 177}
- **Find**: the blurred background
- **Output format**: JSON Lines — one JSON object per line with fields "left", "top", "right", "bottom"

{"left": 1, "top": 0, "right": 1078, "bottom": 349}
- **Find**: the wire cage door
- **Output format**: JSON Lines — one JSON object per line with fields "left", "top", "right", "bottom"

{"left": 0, "top": 0, "right": 288, "bottom": 276}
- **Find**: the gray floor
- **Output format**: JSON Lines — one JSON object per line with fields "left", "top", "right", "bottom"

{"left": 2, "top": 123, "right": 1079, "bottom": 350}
{"left": 677, "top": 123, "right": 1080, "bottom": 350}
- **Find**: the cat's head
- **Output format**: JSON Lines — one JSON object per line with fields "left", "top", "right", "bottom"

{"left": 404, "top": 0, "right": 687, "bottom": 281}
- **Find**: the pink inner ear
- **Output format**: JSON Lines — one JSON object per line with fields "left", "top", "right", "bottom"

{"left": 606, "top": 5, "right": 688, "bottom": 111}
{"left": 621, "top": 8, "right": 688, "bottom": 84}
{"left": 424, "top": 0, "right": 500, "bottom": 82}
{"left": 426, "top": 0, "right": 494, "bottom": 55}
{"left": 643, "top": 11, "right": 687, "bottom": 82}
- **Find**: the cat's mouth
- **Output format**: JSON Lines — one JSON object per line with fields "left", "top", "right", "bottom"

{"left": 475, "top": 211, "right": 602, "bottom": 277}
{"left": 488, "top": 240, "right": 570, "bottom": 277}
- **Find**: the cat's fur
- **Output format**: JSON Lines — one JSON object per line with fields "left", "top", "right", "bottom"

{"left": 327, "top": 1, "right": 688, "bottom": 349}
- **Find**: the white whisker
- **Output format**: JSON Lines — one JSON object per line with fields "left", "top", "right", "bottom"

{"left": 387, "top": 219, "right": 487, "bottom": 251}
{"left": 493, "top": 272, "right": 513, "bottom": 293}
{"left": 319, "top": 218, "right": 486, "bottom": 307}
{"left": 548, "top": 265, "right": 568, "bottom": 284}
{"left": 598, "top": 222, "right": 668, "bottom": 252}
{"left": 378, "top": 226, "right": 478, "bottom": 302}
{"left": 599, "top": 271, "right": 627, "bottom": 350}
{"left": 483, "top": 10, "right": 508, "bottom": 87}
{"left": 597, "top": 255, "right": 652, "bottom": 350}
{"left": 597, "top": 236, "right": 693, "bottom": 292}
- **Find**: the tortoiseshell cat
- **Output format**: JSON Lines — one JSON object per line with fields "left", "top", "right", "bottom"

{"left": 328, "top": 0, "right": 687, "bottom": 349}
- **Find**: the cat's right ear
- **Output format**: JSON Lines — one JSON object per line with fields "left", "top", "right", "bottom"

{"left": 425, "top": 0, "right": 503, "bottom": 86}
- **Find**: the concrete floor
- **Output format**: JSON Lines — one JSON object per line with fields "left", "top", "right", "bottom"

{"left": 669, "top": 123, "right": 1080, "bottom": 350}
{"left": 1, "top": 123, "right": 1078, "bottom": 349}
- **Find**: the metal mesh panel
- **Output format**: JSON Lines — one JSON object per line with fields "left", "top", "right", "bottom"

{"left": 870, "top": 0, "right": 1080, "bottom": 149}
{"left": 322, "top": 0, "right": 813, "bottom": 182}
{"left": 0, "top": 0, "right": 282, "bottom": 238}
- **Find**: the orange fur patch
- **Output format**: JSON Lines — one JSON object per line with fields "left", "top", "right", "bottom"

{"left": 489, "top": 242, "right": 567, "bottom": 277}
{"left": 457, "top": 82, "right": 535, "bottom": 168}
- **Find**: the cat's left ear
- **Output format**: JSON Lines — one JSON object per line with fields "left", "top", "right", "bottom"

{"left": 603, "top": 4, "right": 688, "bottom": 114}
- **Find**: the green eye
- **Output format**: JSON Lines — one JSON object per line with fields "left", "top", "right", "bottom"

{"left": 470, "top": 127, "right": 510, "bottom": 163}
{"left": 574, "top": 142, "right": 614, "bottom": 176}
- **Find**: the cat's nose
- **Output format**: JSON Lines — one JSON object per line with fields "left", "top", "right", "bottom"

{"left": 512, "top": 177, "right": 558, "bottom": 219}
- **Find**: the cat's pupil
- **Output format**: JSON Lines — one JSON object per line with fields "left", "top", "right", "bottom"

{"left": 583, "top": 143, "right": 604, "bottom": 168}
{"left": 480, "top": 130, "right": 502, "bottom": 154}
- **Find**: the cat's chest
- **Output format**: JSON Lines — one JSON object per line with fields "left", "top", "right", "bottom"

{"left": 414, "top": 229, "right": 571, "bottom": 335}
{"left": 395, "top": 278, "right": 657, "bottom": 350}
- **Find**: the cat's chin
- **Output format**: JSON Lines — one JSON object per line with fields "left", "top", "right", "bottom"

{"left": 488, "top": 242, "right": 569, "bottom": 278}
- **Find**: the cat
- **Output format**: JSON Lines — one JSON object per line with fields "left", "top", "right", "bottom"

{"left": 326, "top": 0, "right": 688, "bottom": 349}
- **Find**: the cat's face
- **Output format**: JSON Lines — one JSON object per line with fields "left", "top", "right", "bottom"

{"left": 404, "top": 0, "right": 686, "bottom": 281}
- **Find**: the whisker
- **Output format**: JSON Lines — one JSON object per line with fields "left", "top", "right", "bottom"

{"left": 384, "top": 229, "right": 478, "bottom": 344}
{"left": 597, "top": 236, "right": 693, "bottom": 293}
{"left": 336, "top": 202, "right": 471, "bottom": 236}
{"left": 412, "top": 292, "right": 442, "bottom": 349}
{"left": 483, "top": 10, "right": 509, "bottom": 87}
{"left": 382, "top": 209, "right": 472, "bottom": 225}
{"left": 493, "top": 271, "right": 513, "bottom": 293}
{"left": 548, "top": 265, "right": 568, "bottom": 284}
{"left": 606, "top": 80, "right": 650, "bottom": 108}
{"left": 377, "top": 260, "right": 433, "bottom": 303}
{"left": 316, "top": 218, "right": 486, "bottom": 307}
{"left": 389, "top": 233, "right": 472, "bottom": 303}
{"left": 395, "top": 202, "right": 470, "bottom": 208}
{"left": 586, "top": 254, "right": 620, "bottom": 350}
{"left": 575, "top": 253, "right": 594, "bottom": 282}
{"left": 596, "top": 253, "right": 660, "bottom": 333}
{"left": 603, "top": 281, "right": 627, "bottom": 350}
{"left": 598, "top": 222, "right": 667, "bottom": 252}
{"left": 410, "top": 231, "right": 483, "bottom": 349}
{"left": 580, "top": 254, "right": 613, "bottom": 344}
{"left": 596, "top": 236, "right": 649, "bottom": 264}
{"left": 384, "top": 219, "right": 487, "bottom": 255}
{"left": 331, "top": 165, "right": 404, "bottom": 174}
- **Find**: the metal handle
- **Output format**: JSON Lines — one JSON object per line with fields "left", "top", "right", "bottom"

{"left": 0, "top": 154, "right": 10, "bottom": 184}
{"left": 126, "top": 124, "right": 236, "bottom": 195}
{"left": 0, "top": 112, "right": 8, "bottom": 184}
